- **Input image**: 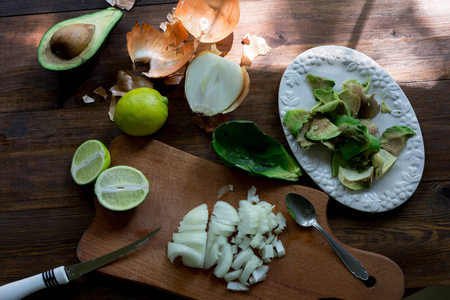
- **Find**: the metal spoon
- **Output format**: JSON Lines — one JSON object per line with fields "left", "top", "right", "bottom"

{"left": 286, "top": 193, "right": 369, "bottom": 280}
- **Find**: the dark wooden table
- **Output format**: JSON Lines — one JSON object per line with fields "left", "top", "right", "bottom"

{"left": 0, "top": 0, "right": 448, "bottom": 299}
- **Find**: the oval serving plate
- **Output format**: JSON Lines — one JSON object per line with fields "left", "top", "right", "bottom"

{"left": 278, "top": 45, "right": 425, "bottom": 213}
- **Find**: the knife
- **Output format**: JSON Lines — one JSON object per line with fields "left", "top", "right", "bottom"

{"left": 0, "top": 226, "right": 161, "bottom": 300}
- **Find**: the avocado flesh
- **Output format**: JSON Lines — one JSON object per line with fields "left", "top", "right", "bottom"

{"left": 371, "top": 149, "right": 398, "bottom": 179}
{"left": 338, "top": 166, "right": 374, "bottom": 190}
{"left": 38, "top": 7, "right": 122, "bottom": 71}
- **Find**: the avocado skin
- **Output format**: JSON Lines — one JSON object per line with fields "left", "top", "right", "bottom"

{"left": 38, "top": 7, "right": 122, "bottom": 71}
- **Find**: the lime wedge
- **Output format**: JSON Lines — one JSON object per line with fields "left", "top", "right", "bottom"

{"left": 71, "top": 140, "right": 111, "bottom": 185}
{"left": 94, "top": 166, "right": 149, "bottom": 211}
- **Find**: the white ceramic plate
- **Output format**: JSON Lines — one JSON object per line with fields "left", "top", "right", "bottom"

{"left": 278, "top": 45, "right": 425, "bottom": 213}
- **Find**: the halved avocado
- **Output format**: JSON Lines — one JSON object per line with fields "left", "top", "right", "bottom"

{"left": 38, "top": 7, "right": 122, "bottom": 71}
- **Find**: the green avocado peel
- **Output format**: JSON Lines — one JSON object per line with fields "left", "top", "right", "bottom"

{"left": 212, "top": 120, "right": 302, "bottom": 181}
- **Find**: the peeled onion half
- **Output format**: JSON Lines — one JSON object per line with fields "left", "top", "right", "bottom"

{"left": 126, "top": 21, "right": 195, "bottom": 78}
{"left": 174, "top": 0, "right": 240, "bottom": 43}
{"left": 185, "top": 51, "right": 250, "bottom": 117}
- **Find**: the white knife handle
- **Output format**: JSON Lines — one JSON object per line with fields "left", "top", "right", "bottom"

{"left": 0, "top": 266, "right": 69, "bottom": 300}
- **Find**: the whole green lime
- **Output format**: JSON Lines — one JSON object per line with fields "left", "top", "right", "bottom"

{"left": 114, "top": 87, "right": 168, "bottom": 136}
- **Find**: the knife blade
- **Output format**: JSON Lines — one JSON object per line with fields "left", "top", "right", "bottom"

{"left": 0, "top": 226, "right": 161, "bottom": 300}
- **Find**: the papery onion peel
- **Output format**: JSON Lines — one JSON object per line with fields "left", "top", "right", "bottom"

{"left": 106, "top": 0, "right": 135, "bottom": 11}
{"left": 241, "top": 33, "right": 271, "bottom": 67}
{"left": 174, "top": 0, "right": 240, "bottom": 43}
{"left": 109, "top": 70, "right": 154, "bottom": 97}
{"left": 126, "top": 21, "right": 195, "bottom": 78}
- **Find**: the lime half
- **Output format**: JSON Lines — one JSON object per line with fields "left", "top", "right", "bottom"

{"left": 71, "top": 140, "right": 111, "bottom": 185}
{"left": 94, "top": 166, "right": 150, "bottom": 211}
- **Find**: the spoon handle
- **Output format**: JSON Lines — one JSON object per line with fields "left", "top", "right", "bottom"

{"left": 313, "top": 222, "right": 369, "bottom": 280}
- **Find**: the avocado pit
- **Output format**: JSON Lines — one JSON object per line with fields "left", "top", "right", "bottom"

{"left": 50, "top": 23, "right": 95, "bottom": 59}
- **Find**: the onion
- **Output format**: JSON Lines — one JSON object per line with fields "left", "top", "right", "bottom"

{"left": 167, "top": 204, "right": 209, "bottom": 268}
{"left": 224, "top": 269, "right": 242, "bottom": 282}
{"left": 218, "top": 184, "right": 233, "bottom": 199}
{"left": 213, "top": 242, "right": 233, "bottom": 278}
{"left": 249, "top": 233, "right": 264, "bottom": 248}
{"left": 168, "top": 186, "right": 287, "bottom": 291}
{"left": 231, "top": 247, "right": 253, "bottom": 270}
{"left": 209, "top": 219, "right": 235, "bottom": 236}
{"left": 174, "top": 0, "right": 240, "bottom": 43}
{"left": 177, "top": 203, "right": 208, "bottom": 232}
{"left": 227, "top": 281, "right": 249, "bottom": 291}
{"left": 184, "top": 51, "right": 250, "bottom": 117}
{"left": 275, "top": 240, "right": 286, "bottom": 257}
{"left": 250, "top": 265, "right": 269, "bottom": 284}
{"left": 172, "top": 231, "right": 207, "bottom": 252}
{"left": 247, "top": 185, "right": 259, "bottom": 203}
{"left": 211, "top": 200, "right": 240, "bottom": 224}
{"left": 239, "top": 254, "right": 261, "bottom": 283}
{"left": 167, "top": 242, "right": 205, "bottom": 268}
{"left": 203, "top": 240, "right": 220, "bottom": 269}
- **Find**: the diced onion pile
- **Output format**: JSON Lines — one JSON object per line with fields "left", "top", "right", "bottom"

{"left": 167, "top": 186, "right": 287, "bottom": 291}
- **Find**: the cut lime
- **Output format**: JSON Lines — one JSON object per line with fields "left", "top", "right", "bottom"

{"left": 94, "top": 166, "right": 149, "bottom": 211}
{"left": 71, "top": 140, "right": 111, "bottom": 185}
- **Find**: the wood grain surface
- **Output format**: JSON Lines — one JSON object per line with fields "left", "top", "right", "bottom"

{"left": 0, "top": 0, "right": 448, "bottom": 299}
{"left": 78, "top": 135, "right": 405, "bottom": 300}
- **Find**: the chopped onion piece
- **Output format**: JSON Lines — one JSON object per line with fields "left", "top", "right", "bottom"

{"left": 275, "top": 240, "right": 286, "bottom": 257}
{"left": 231, "top": 247, "right": 253, "bottom": 270}
{"left": 239, "top": 254, "right": 261, "bottom": 283}
{"left": 261, "top": 244, "right": 275, "bottom": 260}
{"left": 238, "top": 236, "right": 252, "bottom": 250}
{"left": 211, "top": 201, "right": 239, "bottom": 224}
{"left": 209, "top": 219, "right": 235, "bottom": 236}
{"left": 227, "top": 281, "right": 249, "bottom": 292}
{"left": 172, "top": 231, "right": 207, "bottom": 253}
{"left": 257, "top": 201, "right": 275, "bottom": 213}
{"left": 250, "top": 265, "right": 269, "bottom": 284}
{"left": 167, "top": 242, "right": 205, "bottom": 268}
{"left": 218, "top": 184, "right": 233, "bottom": 199}
{"left": 250, "top": 233, "right": 264, "bottom": 248}
{"left": 203, "top": 240, "right": 220, "bottom": 269}
{"left": 214, "top": 242, "right": 233, "bottom": 278}
{"left": 82, "top": 95, "right": 95, "bottom": 104}
{"left": 177, "top": 203, "right": 208, "bottom": 232}
{"left": 267, "top": 212, "right": 278, "bottom": 230}
{"left": 247, "top": 185, "right": 259, "bottom": 203}
{"left": 224, "top": 269, "right": 243, "bottom": 282}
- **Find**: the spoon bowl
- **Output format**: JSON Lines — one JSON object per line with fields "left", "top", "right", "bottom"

{"left": 286, "top": 192, "right": 369, "bottom": 281}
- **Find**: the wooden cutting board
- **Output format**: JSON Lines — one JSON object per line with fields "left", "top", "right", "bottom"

{"left": 77, "top": 134, "right": 404, "bottom": 299}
